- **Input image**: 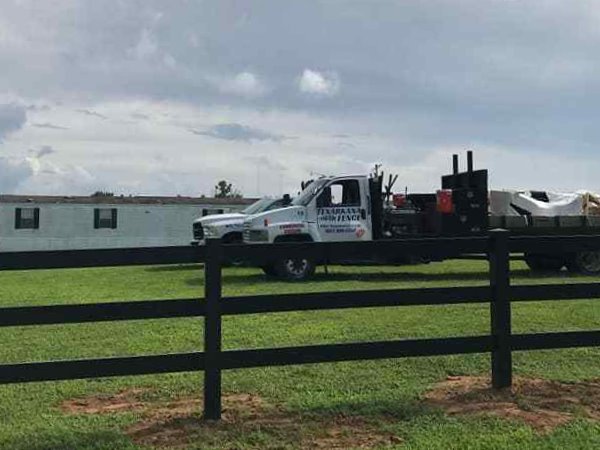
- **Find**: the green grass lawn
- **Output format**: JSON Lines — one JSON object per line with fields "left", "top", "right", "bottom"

{"left": 0, "top": 260, "right": 599, "bottom": 449}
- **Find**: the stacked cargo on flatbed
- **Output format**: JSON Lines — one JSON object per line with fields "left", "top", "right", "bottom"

{"left": 489, "top": 190, "right": 600, "bottom": 232}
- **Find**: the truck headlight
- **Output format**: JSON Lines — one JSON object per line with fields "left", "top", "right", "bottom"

{"left": 203, "top": 226, "right": 216, "bottom": 239}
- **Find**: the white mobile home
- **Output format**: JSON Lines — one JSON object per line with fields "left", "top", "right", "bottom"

{"left": 0, "top": 195, "right": 255, "bottom": 252}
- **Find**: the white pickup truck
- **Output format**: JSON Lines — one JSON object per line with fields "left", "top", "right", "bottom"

{"left": 192, "top": 195, "right": 292, "bottom": 244}
{"left": 242, "top": 152, "right": 600, "bottom": 280}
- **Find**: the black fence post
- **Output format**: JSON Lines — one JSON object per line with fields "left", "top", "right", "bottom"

{"left": 203, "top": 238, "right": 223, "bottom": 420}
{"left": 489, "top": 229, "right": 512, "bottom": 389}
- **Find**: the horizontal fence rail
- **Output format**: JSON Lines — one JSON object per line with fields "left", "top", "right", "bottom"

{"left": 0, "top": 236, "right": 490, "bottom": 269}
{"left": 509, "top": 234, "right": 600, "bottom": 254}
{"left": 0, "top": 246, "right": 205, "bottom": 270}
{"left": 0, "top": 353, "right": 205, "bottom": 384}
{"left": 511, "top": 331, "right": 600, "bottom": 351}
{"left": 219, "top": 336, "right": 494, "bottom": 370}
{"left": 0, "top": 299, "right": 205, "bottom": 327}
{"left": 0, "top": 231, "right": 599, "bottom": 420}
{"left": 3, "top": 233, "right": 600, "bottom": 270}
{"left": 4, "top": 282, "right": 600, "bottom": 328}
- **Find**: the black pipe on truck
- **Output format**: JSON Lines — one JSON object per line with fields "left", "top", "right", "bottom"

{"left": 453, "top": 154, "right": 459, "bottom": 175}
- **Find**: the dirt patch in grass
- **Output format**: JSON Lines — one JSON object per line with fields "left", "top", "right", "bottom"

{"left": 61, "top": 390, "right": 401, "bottom": 449}
{"left": 424, "top": 376, "right": 600, "bottom": 433}
{"left": 60, "top": 388, "right": 151, "bottom": 415}
{"left": 305, "top": 415, "right": 403, "bottom": 449}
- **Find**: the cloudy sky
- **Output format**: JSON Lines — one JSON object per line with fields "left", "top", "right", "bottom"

{"left": 1, "top": 0, "right": 600, "bottom": 197}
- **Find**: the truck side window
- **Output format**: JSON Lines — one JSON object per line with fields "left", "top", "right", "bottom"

{"left": 330, "top": 184, "right": 343, "bottom": 205}
{"left": 265, "top": 200, "right": 284, "bottom": 211}
{"left": 202, "top": 208, "right": 225, "bottom": 216}
{"left": 318, "top": 180, "right": 361, "bottom": 207}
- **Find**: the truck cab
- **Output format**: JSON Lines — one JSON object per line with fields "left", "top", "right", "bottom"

{"left": 243, "top": 176, "right": 374, "bottom": 245}
{"left": 243, "top": 176, "right": 381, "bottom": 279}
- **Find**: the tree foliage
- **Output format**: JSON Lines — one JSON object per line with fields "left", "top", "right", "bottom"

{"left": 214, "top": 180, "right": 243, "bottom": 199}
{"left": 91, "top": 191, "right": 114, "bottom": 197}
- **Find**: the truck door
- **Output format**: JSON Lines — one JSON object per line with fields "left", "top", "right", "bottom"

{"left": 315, "top": 178, "right": 372, "bottom": 241}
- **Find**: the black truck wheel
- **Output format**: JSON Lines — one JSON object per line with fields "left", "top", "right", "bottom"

{"left": 566, "top": 251, "right": 600, "bottom": 275}
{"left": 524, "top": 253, "right": 565, "bottom": 273}
{"left": 274, "top": 257, "right": 316, "bottom": 281}
{"left": 222, "top": 233, "right": 245, "bottom": 266}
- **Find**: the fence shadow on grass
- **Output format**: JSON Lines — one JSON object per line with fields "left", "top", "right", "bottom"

{"left": 183, "top": 268, "right": 580, "bottom": 288}
{"left": 1, "top": 429, "right": 131, "bottom": 450}
{"left": 145, "top": 264, "right": 203, "bottom": 273}
{"left": 297, "top": 393, "right": 430, "bottom": 421}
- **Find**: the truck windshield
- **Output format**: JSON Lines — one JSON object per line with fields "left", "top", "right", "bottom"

{"left": 242, "top": 198, "right": 276, "bottom": 215}
{"left": 292, "top": 179, "right": 329, "bottom": 206}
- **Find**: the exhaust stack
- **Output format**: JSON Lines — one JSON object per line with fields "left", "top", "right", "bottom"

{"left": 467, "top": 150, "right": 474, "bottom": 173}
{"left": 452, "top": 154, "right": 459, "bottom": 175}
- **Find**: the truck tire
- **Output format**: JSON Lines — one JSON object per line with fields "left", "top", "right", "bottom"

{"left": 274, "top": 257, "right": 316, "bottom": 281}
{"left": 524, "top": 253, "right": 565, "bottom": 273}
{"left": 566, "top": 251, "right": 600, "bottom": 275}
{"left": 271, "top": 234, "right": 316, "bottom": 281}
{"left": 222, "top": 233, "right": 244, "bottom": 266}
{"left": 222, "top": 232, "right": 243, "bottom": 244}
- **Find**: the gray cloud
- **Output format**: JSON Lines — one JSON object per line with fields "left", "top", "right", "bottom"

{"left": 32, "top": 122, "right": 68, "bottom": 130}
{"left": 76, "top": 109, "right": 108, "bottom": 119}
{"left": 245, "top": 155, "right": 286, "bottom": 172}
{"left": 0, "top": 157, "right": 34, "bottom": 193}
{"left": 0, "top": 0, "right": 597, "bottom": 158}
{"left": 35, "top": 145, "right": 56, "bottom": 158}
{"left": 26, "top": 104, "right": 51, "bottom": 112}
{"left": 0, "top": 104, "right": 27, "bottom": 141}
{"left": 191, "top": 123, "right": 286, "bottom": 143}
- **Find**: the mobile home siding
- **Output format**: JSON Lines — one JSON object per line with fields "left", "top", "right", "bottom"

{"left": 0, "top": 200, "right": 250, "bottom": 252}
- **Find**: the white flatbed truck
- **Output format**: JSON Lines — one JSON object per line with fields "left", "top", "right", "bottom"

{"left": 242, "top": 152, "right": 600, "bottom": 280}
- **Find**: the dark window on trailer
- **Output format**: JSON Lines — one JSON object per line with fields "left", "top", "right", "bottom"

{"left": 15, "top": 207, "right": 40, "bottom": 229}
{"left": 202, "top": 208, "right": 225, "bottom": 216}
{"left": 94, "top": 208, "right": 118, "bottom": 229}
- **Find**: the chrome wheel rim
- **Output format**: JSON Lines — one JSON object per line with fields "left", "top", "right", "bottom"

{"left": 284, "top": 258, "right": 308, "bottom": 276}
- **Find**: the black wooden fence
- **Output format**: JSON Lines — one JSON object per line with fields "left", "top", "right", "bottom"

{"left": 1, "top": 230, "right": 600, "bottom": 421}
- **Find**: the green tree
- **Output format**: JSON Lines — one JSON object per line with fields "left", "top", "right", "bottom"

{"left": 214, "top": 180, "right": 242, "bottom": 199}
{"left": 91, "top": 191, "right": 114, "bottom": 197}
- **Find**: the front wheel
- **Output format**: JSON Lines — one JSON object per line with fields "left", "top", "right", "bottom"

{"left": 274, "top": 257, "right": 316, "bottom": 281}
{"left": 566, "top": 251, "right": 600, "bottom": 275}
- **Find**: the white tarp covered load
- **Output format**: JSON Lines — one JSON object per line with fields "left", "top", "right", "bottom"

{"left": 490, "top": 190, "right": 587, "bottom": 217}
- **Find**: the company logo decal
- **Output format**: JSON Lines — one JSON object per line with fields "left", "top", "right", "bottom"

{"left": 279, "top": 223, "right": 304, "bottom": 234}
{"left": 317, "top": 207, "right": 362, "bottom": 234}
